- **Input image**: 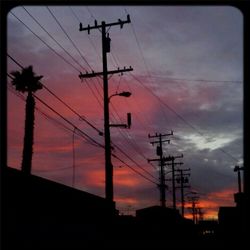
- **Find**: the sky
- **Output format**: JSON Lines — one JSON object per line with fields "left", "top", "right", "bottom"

{"left": 7, "top": 5, "right": 243, "bottom": 219}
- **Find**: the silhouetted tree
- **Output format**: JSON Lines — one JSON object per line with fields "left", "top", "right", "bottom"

{"left": 11, "top": 66, "right": 43, "bottom": 174}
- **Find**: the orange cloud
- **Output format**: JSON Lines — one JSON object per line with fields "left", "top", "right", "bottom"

{"left": 83, "top": 169, "right": 105, "bottom": 188}
{"left": 114, "top": 167, "right": 142, "bottom": 187}
{"left": 182, "top": 187, "right": 236, "bottom": 220}
{"left": 115, "top": 196, "right": 138, "bottom": 205}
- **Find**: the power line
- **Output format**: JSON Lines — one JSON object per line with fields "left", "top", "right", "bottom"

{"left": 124, "top": 9, "right": 240, "bottom": 164}
{"left": 7, "top": 75, "right": 101, "bottom": 148}
{"left": 8, "top": 83, "right": 74, "bottom": 135}
{"left": 22, "top": 6, "right": 87, "bottom": 72}
{"left": 72, "top": 8, "right": 152, "bottom": 172}
{"left": 9, "top": 11, "right": 81, "bottom": 73}
{"left": 69, "top": 6, "right": 102, "bottom": 62}
{"left": 7, "top": 54, "right": 24, "bottom": 69}
{"left": 12, "top": 10, "right": 154, "bottom": 182}
{"left": 130, "top": 73, "right": 239, "bottom": 163}
{"left": 148, "top": 74, "right": 243, "bottom": 84}
{"left": 7, "top": 53, "right": 104, "bottom": 136}
{"left": 11, "top": 9, "right": 104, "bottom": 116}
{"left": 112, "top": 153, "right": 157, "bottom": 185}
{"left": 67, "top": 6, "right": 106, "bottom": 114}
{"left": 113, "top": 143, "right": 158, "bottom": 181}
{"left": 42, "top": 84, "right": 104, "bottom": 136}
{"left": 46, "top": 6, "right": 93, "bottom": 70}
{"left": 33, "top": 93, "right": 104, "bottom": 148}
{"left": 110, "top": 103, "right": 156, "bottom": 170}
{"left": 8, "top": 76, "right": 158, "bottom": 184}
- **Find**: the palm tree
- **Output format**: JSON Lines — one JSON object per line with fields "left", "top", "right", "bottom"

{"left": 11, "top": 66, "right": 43, "bottom": 174}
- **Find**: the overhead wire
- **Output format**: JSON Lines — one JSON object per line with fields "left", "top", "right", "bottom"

{"left": 22, "top": 6, "right": 87, "bottom": 72}
{"left": 112, "top": 153, "right": 158, "bottom": 185}
{"left": 124, "top": 9, "right": 240, "bottom": 164}
{"left": 7, "top": 53, "right": 104, "bottom": 136}
{"left": 46, "top": 6, "right": 93, "bottom": 70}
{"left": 148, "top": 74, "right": 242, "bottom": 84}
{"left": 33, "top": 94, "right": 104, "bottom": 148}
{"left": 83, "top": 10, "right": 157, "bottom": 172}
{"left": 130, "top": 73, "right": 239, "bottom": 163}
{"left": 8, "top": 82, "right": 74, "bottom": 136}
{"left": 9, "top": 11, "right": 81, "bottom": 73}
{"left": 8, "top": 79, "right": 156, "bottom": 184}
{"left": 7, "top": 9, "right": 170, "bottom": 186}
{"left": 113, "top": 142, "right": 158, "bottom": 181}
{"left": 7, "top": 73, "right": 103, "bottom": 148}
{"left": 8, "top": 72, "right": 155, "bottom": 183}
{"left": 66, "top": 6, "right": 105, "bottom": 112}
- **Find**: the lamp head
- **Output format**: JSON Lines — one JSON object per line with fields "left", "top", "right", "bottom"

{"left": 118, "top": 91, "right": 131, "bottom": 97}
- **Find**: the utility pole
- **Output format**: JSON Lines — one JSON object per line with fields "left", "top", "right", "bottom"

{"left": 148, "top": 131, "right": 173, "bottom": 207}
{"left": 79, "top": 16, "right": 133, "bottom": 203}
{"left": 187, "top": 195, "right": 199, "bottom": 224}
{"left": 164, "top": 154, "right": 183, "bottom": 210}
{"left": 175, "top": 168, "right": 190, "bottom": 217}
{"left": 197, "top": 207, "right": 204, "bottom": 222}
{"left": 234, "top": 165, "right": 244, "bottom": 193}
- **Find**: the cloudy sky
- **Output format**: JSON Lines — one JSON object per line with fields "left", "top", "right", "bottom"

{"left": 7, "top": 5, "right": 243, "bottom": 219}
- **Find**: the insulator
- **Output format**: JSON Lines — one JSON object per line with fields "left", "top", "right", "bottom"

{"left": 79, "top": 23, "right": 83, "bottom": 31}
{"left": 127, "top": 14, "right": 131, "bottom": 22}
{"left": 127, "top": 113, "right": 131, "bottom": 129}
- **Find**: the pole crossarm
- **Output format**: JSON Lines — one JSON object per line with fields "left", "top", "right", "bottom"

{"left": 165, "top": 162, "right": 183, "bottom": 166}
{"left": 79, "top": 67, "right": 133, "bottom": 79}
{"left": 150, "top": 139, "right": 170, "bottom": 145}
{"left": 79, "top": 15, "right": 131, "bottom": 33}
{"left": 148, "top": 131, "right": 173, "bottom": 139}
{"left": 109, "top": 124, "right": 128, "bottom": 128}
{"left": 163, "top": 154, "right": 183, "bottom": 162}
{"left": 148, "top": 158, "right": 161, "bottom": 162}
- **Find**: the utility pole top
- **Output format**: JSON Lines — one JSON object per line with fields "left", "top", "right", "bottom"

{"left": 79, "top": 67, "right": 133, "bottom": 79}
{"left": 148, "top": 131, "right": 173, "bottom": 208}
{"left": 79, "top": 15, "right": 131, "bottom": 33}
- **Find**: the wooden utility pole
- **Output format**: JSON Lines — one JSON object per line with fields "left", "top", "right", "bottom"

{"left": 164, "top": 154, "right": 183, "bottom": 210}
{"left": 234, "top": 165, "right": 244, "bottom": 193}
{"left": 187, "top": 195, "right": 199, "bottom": 224}
{"left": 79, "top": 16, "right": 133, "bottom": 203}
{"left": 148, "top": 132, "right": 173, "bottom": 207}
{"left": 176, "top": 168, "right": 190, "bottom": 217}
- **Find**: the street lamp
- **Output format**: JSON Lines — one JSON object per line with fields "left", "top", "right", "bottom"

{"left": 106, "top": 90, "right": 132, "bottom": 203}
{"left": 109, "top": 91, "right": 131, "bottom": 102}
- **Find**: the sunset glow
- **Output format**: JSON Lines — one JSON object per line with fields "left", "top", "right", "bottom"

{"left": 7, "top": 5, "right": 243, "bottom": 219}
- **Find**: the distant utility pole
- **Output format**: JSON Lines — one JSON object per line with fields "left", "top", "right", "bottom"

{"left": 148, "top": 131, "right": 173, "bottom": 207}
{"left": 175, "top": 168, "right": 190, "bottom": 217}
{"left": 234, "top": 165, "right": 244, "bottom": 193}
{"left": 197, "top": 207, "right": 204, "bottom": 222}
{"left": 187, "top": 195, "right": 199, "bottom": 224}
{"left": 164, "top": 154, "right": 183, "bottom": 210}
{"left": 79, "top": 16, "right": 133, "bottom": 203}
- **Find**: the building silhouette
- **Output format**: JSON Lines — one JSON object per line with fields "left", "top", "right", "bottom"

{"left": 2, "top": 167, "right": 246, "bottom": 249}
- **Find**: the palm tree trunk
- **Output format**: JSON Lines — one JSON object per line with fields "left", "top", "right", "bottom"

{"left": 21, "top": 91, "right": 35, "bottom": 174}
